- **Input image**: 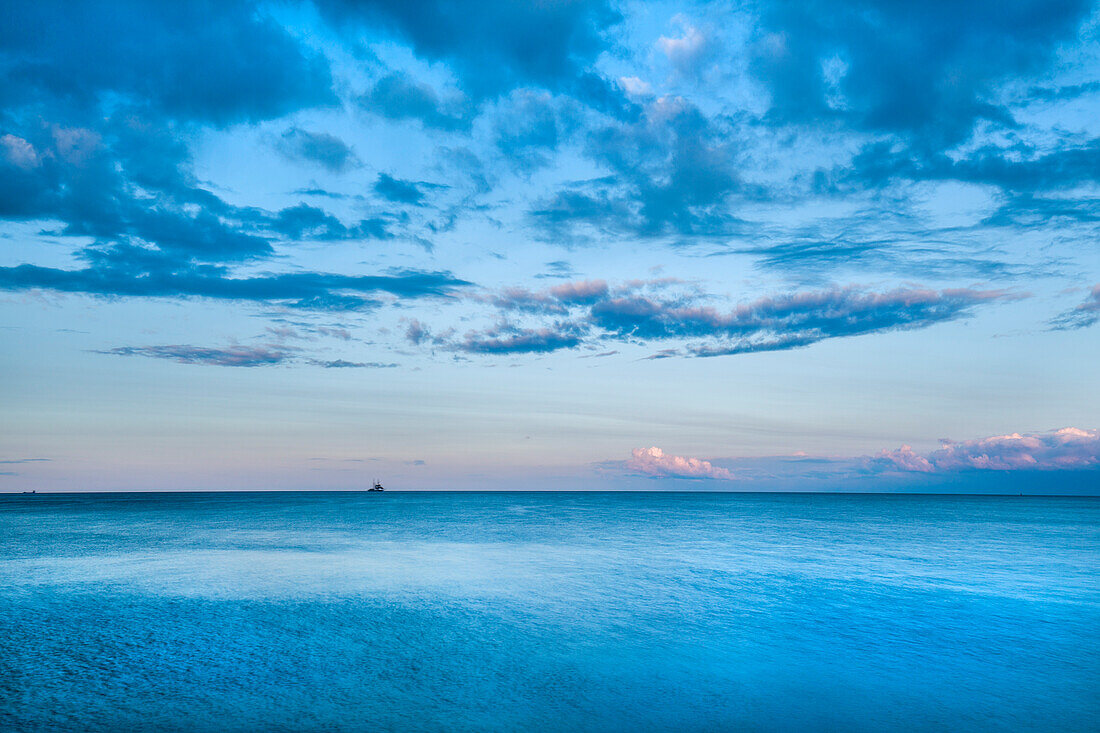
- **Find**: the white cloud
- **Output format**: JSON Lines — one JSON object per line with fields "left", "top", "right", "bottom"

{"left": 657, "top": 15, "right": 713, "bottom": 76}
{"left": 872, "top": 427, "right": 1100, "bottom": 472}
{"left": 618, "top": 76, "right": 652, "bottom": 97}
{"left": 627, "top": 446, "right": 734, "bottom": 480}
{"left": 1, "top": 134, "right": 39, "bottom": 169}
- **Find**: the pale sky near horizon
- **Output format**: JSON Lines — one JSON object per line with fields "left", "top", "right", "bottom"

{"left": 1, "top": 0, "right": 1098, "bottom": 491}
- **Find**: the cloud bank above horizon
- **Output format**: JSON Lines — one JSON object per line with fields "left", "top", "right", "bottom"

{"left": 625, "top": 428, "right": 1100, "bottom": 489}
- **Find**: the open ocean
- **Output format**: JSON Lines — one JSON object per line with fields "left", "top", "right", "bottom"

{"left": 1, "top": 492, "right": 1097, "bottom": 732}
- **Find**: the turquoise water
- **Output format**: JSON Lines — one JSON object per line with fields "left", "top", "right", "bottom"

{"left": 1, "top": 492, "right": 1098, "bottom": 731}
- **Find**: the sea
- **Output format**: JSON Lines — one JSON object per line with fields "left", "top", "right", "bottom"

{"left": 1, "top": 492, "right": 1097, "bottom": 732}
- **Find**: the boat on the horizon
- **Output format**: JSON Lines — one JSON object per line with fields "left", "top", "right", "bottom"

{"left": 369, "top": 480, "right": 384, "bottom": 492}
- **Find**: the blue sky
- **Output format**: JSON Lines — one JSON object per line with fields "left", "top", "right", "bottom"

{"left": 1, "top": 0, "right": 1098, "bottom": 491}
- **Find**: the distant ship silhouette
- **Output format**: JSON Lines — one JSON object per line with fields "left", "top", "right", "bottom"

{"left": 369, "top": 480, "right": 384, "bottom": 492}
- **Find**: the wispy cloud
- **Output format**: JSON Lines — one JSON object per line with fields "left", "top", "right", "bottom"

{"left": 460, "top": 322, "right": 585, "bottom": 355}
{"left": 308, "top": 359, "right": 399, "bottom": 369}
{"left": 0, "top": 259, "right": 471, "bottom": 311}
{"left": 100, "top": 345, "right": 294, "bottom": 367}
{"left": 1050, "top": 284, "right": 1100, "bottom": 330}
{"left": 98, "top": 345, "right": 401, "bottom": 369}
{"left": 425, "top": 281, "right": 1018, "bottom": 358}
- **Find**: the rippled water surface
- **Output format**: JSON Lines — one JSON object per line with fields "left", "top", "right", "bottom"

{"left": 2, "top": 492, "right": 1098, "bottom": 731}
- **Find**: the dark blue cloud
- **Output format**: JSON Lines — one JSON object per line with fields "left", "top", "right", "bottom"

{"left": 531, "top": 99, "right": 743, "bottom": 239}
{"left": 732, "top": 234, "right": 1030, "bottom": 282}
{"left": 493, "top": 92, "right": 576, "bottom": 170}
{"left": 317, "top": 0, "right": 623, "bottom": 103}
{"left": 751, "top": 0, "right": 1091, "bottom": 146}
{"left": 271, "top": 204, "right": 394, "bottom": 241}
{"left": 534, "top": 261, "right": 579, "bottom": 280}
{"left": 291, "top": 188, "right": 360, "bottom": 201}
{"left": 0, "top": 0, "right": 335, "bottom": 126}
{"left": 101, "top": 344, "right": 294, "bottom": 367}
{"left": 0, "top": 2, "right": 374, "bottom": 276}
{"left": 841, "top": 137, "right": 1100, "bottom": 195}
{"left": 0, "top": 253, "right": 472, "bottom": 310}
{"left": 374, "top": 174, "right": 425, "bottom": 205}
{"left": 277, "top": 128, "right": 360, "bottom": 173}
{"left": 0, "top": 120, "right": 272, "bottom": 262}
{"left": 589, "top": 286, "right": 1013, "bottom": 344}
{"left": 0, "top": 118, "right": 398, "bottom": 278}
{"left": 361, "top": 72, "right": 472, "bottom": 131}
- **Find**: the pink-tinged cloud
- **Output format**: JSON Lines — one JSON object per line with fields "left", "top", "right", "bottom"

{"left": 627, "top": 446, "right": 735, "bottom": 480}
{"left": 1, "top": 134, "right": 40, "bottom": 169}
{"left": 550, "top": 279, "right": 608, "bottom": 304}
{"left": 872, "top": 427, "right": 1100, "bottom": 473}
{"left": 1051, "top": 284, "right": 1100, "bottom": 330}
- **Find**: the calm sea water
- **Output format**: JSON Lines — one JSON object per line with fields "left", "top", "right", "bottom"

{"left": 1, "top": 492, "right": 1097, "bottom": 732}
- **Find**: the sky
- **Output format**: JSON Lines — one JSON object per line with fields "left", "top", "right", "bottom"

{"left": 1, "top": 0, "right": 1098, "bottom": 492}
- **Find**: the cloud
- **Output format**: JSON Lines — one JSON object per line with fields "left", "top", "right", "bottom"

{"left": 493, "top": 90, "right": 575, "bottom": 170}
{"left": 0, "top": 458, "right": 51, "bottom": 464}
{"left": 101, "top": 344, "right": 294, "bottom": 367}
{"left": 549, "top": 279, "right": 608, "bottom": 304}
{"left": 374, "top": 173, "right": 426, "bottom": 205}
{"left": 837, "top": 138, "right": 1100, "bottom": 202}
{"left": 487, "top": 279, "right": 608, "bottom": 315}
{"left": 98, "top": 344, "right": 405, "bottom": 369}
{"left": 736, "top": 237, "right": 1025, "bottom": 283}
{"left": 0, "top": 256, "right": 472, "bottom": 311}
{"left": 1, "top": 134, "right": 41, "bottom": 169}
{"left": 0, "top": 121, "right": 281, "bottom": 261}
{"left": 271, "top": 203, "right": 393, "bottom": 241}
{"left": 1050, "top": 285, "right": 1100, "bottom": 330}
{"left": 0, "top": 109, "right": 391, "bottom": 276}
{"left": 534, "top": 260, "right": 579, "bottom": 280}
{"left": 626, "top": 446, "right": 734, "bottom": 480}
{"left": 618, "top": 76, "right": 652, "bottom": 97}
{"left": 869, "top": 427, "right": 1100, "bottom": 473}
{"left": 361, "top": 72, "right": 471, "bottom": 131}
{"left": 0, "top": 0, "right": 335, "bottom": 126}
{"left": 531, "top": 96, "right": 742, "bottom": 239}
{"left": 459, "top": 322, "right": 585, "bottom": 354}
{"left": 277, "top": 128, "right": 359, "bottom": 173}
{"left": 751, "top": 0, "right": 1091, "bottom": 146}
{"left": 404, "top": 318, "right": 432, "bottom": 345}
{"left": 613, "top": 427, "right": 1100, "bottom": 490}
{"left": 309, "top": 360, "right": 399, "bottom": 368}
{"left": 588, "top": 285, "right": 1015, "bottom": 353}
{"left": 657, "top": 15, "right": 716, "bottom": 77}
{"left": 317, "top": 0, "right": 623, "bottom": 103}
{"left": 416, "top": 282, "right": 1016, "bottom": 358}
